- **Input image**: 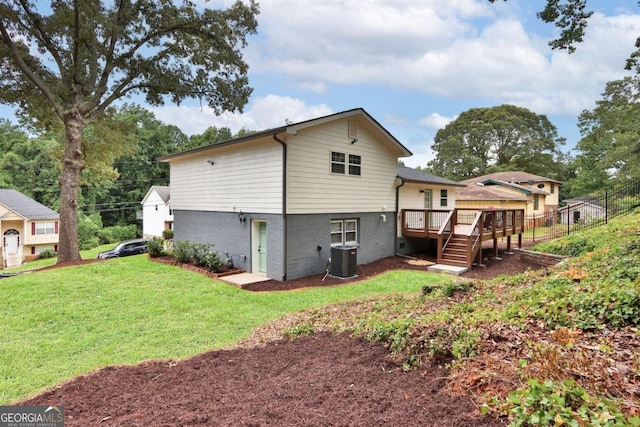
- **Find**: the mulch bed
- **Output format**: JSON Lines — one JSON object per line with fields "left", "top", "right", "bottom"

{"left": 19, "top": 246, "right": 544, "bottom": 426}
{"left": 243, "top": 245, "right": 543, "bottom": 291}
{"left": 23, "top": 332, "right": 508, "bottom": 426}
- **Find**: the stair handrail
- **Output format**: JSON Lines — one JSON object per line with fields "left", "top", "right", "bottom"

{"left": 438, "top": 210, "right": 456, "bottom": 252}
{"left": 466, "top": 211, "right": 483, "bottom": 265}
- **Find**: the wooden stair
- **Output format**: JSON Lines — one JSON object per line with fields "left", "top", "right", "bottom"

{"left": 440, "top": 234, "right": 470, "bottom": 267}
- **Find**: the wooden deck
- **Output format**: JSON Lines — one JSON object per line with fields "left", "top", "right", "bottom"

{"left": 401, "top": 208, "right": 525, "bottom": 268}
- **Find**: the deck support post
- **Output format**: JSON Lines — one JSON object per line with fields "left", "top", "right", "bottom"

{"left": 491, "top": 238, "right": 500, "bottom": 260}
{"left": 505, "top": 235, "right": 513, "bottom": 254}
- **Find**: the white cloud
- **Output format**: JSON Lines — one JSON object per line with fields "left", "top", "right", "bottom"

{"left": 151, "top": 95, "right": 333, "bottom": 135}
{"left": 245, "top": 1, "right": 640, "bottom": 118}
{"left": 419, "top": 113, "right": 457, "bottom": 130}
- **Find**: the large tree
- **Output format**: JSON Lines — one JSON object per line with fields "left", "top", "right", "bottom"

{"left": 0, "top": 0, "right": 259, "bottom": 263}
{"left": 571, "top": 76, "right": 640, "bottom": 192}
{"left": 428, "top": 104, "right": 565, "bottom": 180}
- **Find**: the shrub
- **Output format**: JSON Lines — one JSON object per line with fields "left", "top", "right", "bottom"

{"left": 191, "top": 242, "right": 222, "bottom": 272}
{"left": 78, "top": 213, "right": 102, "bottom": 250}
{"left": 173, "top": 240, "right": 194, "bottom": 263}
{"left": 98, "top": 224, "right": 138, "bottom": 244}
{"left": 162, "top": 229, "right": 174, "bottom": 239}
{"left": 147, "top": 237, "right": 166, "bottom": 258}
{"left": 38, "top": 249, "right": 56, "bottom": 259}
{"left": 172, "top": 240, "right": 222, "bottom": 272}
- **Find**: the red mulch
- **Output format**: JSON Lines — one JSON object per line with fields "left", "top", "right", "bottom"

{"left": 243, "top": 245, "right": 542, "bottom": 291}
{"left": 20, "top": 247, "right": 542, "bottom": 426}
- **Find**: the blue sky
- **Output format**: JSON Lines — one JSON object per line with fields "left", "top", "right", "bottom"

{"left": 3, "top": 0, "right": 640, "bottom": 168}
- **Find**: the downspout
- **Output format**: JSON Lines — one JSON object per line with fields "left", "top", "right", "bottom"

{"left": 395, "top": 177, "right": 405, "bottom": 256}
{"left": 273, "top": 134, "right": 287, "bottom": 280}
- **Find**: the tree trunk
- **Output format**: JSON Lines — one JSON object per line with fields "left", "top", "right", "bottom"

{"left": 56, "top": 114, "right": 85, "bottom": 263}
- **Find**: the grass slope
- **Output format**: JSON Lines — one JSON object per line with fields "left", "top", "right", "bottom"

{"left": 0, "top": 255, "right": 448, "bottom": 404}
{"left": 276, "top": 211, "right": 640, "bottom": 426}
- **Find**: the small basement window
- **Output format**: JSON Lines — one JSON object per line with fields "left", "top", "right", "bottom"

{"left": 331, "top": 219, "right": 358, "bottom": 246}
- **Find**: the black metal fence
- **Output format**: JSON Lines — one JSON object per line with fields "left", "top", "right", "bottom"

{"left": 523, "top": 179, "right": 640, "bottom": 243}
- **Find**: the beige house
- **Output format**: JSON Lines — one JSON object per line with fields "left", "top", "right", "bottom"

{"left": 159, "top": 108, "right": 415, "bottom": 281}
{"left": 1, "top": 189, "right": 59, "bottom": 268}
{"left": 458, "top": 171, "right": 562, "bottom": 225}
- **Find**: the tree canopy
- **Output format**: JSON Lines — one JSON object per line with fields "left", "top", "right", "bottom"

{"left": 0, "top": 0, "right": 259, "bottom": 262}
{"left": 569, "top": 76, "right": 640, "bottom": 193}
{"left": 427, "top": 104, "right": 566, "bottom": 180}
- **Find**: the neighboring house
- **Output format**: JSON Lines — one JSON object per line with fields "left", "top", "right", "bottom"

{"left": 559, "top": 197, "right": 606, "bottom": 225}
{"left": 159, "top": 108, "right": 419, "bottom": 281}
{"left": 0, "top": 189, "right": 59, "bottom": 268}
{"left": 455, "top": 182, "right": 529, "bottom": 212}
{"left": 396, "top": 166, "right": 466, "bottom": 254}
{"left": 459, "top": 171, "right": 562, "bottom": 224}
{"left": 141, "top": 186, "right": 173, "bottom": 238}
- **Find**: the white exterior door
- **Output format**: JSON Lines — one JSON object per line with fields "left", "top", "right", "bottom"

{"left": 3, "top": 230, "right": 19, "bottom": 253}
{"left": 252, "top": 221, "right": 267, "bottom": 275}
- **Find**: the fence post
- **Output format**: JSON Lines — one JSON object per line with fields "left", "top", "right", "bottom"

{"left": 605, "top": 191, "right": 608, "bottom": 224}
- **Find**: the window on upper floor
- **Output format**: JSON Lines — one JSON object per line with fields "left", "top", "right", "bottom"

{"left": 331, "top": 151, "right": 361, "bottom": 176}
{"left": 35, "top": 222, "right": 56, "bottom": 235}
{"left": 533, "top": 194, "right": 540, "bottom": 210}
{"left": 348, "top": 154, "right": 361, "bottom": 176}
{"left": 551, "top": 183, "right": 555, "bottom": 194}
{"left": 331, "top": 151, "right": 346, "bottom": 174}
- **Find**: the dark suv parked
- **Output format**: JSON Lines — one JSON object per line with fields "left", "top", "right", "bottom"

{"left": 97, "top": 238, "right": 149, "bottom": 259}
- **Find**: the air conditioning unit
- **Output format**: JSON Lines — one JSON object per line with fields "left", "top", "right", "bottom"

{"left": 330, "top": 246, "right": 357, "bottom": 278}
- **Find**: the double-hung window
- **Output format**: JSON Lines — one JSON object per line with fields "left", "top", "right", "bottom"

{"left": 440, "top": 189, "right": 448, "bottom": 207}
{"left": 331, "top": 151, "right": 361, "bottom": 176}
{"left": 331, "top": 152, "right": 346, "bottom": 174}
{"left": 348, "top": 155, "right": 361, "bottom": 176}
{"left": 35, "top": 222, "right": 55, "bottom": 235}
{"left": 330, "top": 219, "right": 358, "bottom": 246}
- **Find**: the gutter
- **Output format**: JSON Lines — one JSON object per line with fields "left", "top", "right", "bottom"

{"left": 273, "top": 134, "right": 288, "bottom": 281}
{"left": 394, "top": 177, "right": 405, "bottom": 255}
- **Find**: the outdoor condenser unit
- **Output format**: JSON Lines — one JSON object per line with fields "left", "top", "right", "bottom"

{"left": 330, "top": 246, "right": 357, "bottom": 278}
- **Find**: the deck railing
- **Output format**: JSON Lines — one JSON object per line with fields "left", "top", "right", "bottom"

{"left": 401, "top": 209, "right": 454, "bottom": 238}
{"left": 402, "top": 208, "right": 525, "bottom": 267}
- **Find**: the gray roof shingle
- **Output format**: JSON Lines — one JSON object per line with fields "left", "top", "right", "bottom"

{"left": 0, "top": 189, "right": 59, "bottom": 220}
{"left": 397, "top": 166, "right": 466, "bottom": 187}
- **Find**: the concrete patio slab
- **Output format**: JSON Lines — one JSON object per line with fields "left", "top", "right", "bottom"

{"left": 427, "top": 264, "right": 469, "bottom": 275}
{"left": 220, "top": 272, "right": 270, "bottom": 286}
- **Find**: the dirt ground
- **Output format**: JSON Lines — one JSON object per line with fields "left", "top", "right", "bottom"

{"left": 21, "top": 248, "right": 542, "bottom": 426}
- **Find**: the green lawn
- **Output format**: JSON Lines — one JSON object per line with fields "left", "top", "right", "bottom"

{"left": 0, "top": 254, "right": 449, "bottom": 404}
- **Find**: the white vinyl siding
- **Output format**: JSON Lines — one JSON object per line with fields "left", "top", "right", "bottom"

{"left": 142, "top": 189, "right": 173, "bottom": 237}
{"left": 287, "top": 119, "right": 398, "bottom": 214}
{"left": 169, "top": 139, "right": 283, "bottom": 214}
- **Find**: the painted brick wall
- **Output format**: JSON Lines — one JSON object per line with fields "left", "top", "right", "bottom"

{"left": 173, "top": 210, "right": 285, "bottom": 280}
{"left": 286, "top": 212, "right": 396, "bottom": 280}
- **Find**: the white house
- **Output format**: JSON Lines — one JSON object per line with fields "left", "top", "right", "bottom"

{"left": 141, "top": 186, "right": 173, "bottom": 238}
